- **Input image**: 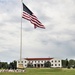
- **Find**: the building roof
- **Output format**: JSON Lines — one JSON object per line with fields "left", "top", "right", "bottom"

{"left": 24, "top": 58, "right": 53, "bottom": 60}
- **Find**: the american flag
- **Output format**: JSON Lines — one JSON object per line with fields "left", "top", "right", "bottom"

{"left": 22, "top": 3, "right": 45, "bottom": 29}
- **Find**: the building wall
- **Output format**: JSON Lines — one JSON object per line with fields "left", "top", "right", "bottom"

{"left": 50, "top": 58, "right": 62, "bottom": 68}
{"left": 17, "top": 59, "right": 28, "bottom": 68}
{"left": 17, "top": 58, "right": 62, "bottom": 68}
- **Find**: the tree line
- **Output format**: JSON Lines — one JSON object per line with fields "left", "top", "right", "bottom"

{"left": 0, "top": 60, "right": 17, "bottom": 69}
{"left": 62, "top": 59, "right": 75, "bottom": 68}
{"left": 0, "top": 59, "right": 75, "bottom": 69}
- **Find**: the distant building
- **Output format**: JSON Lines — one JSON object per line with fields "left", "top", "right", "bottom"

{"left": 17, "top": 58, "right": 62, "bottom": 68}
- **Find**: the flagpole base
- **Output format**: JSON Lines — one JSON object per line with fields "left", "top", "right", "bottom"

{"left": 17, "top": 64, "right": 24, "bottom": 69}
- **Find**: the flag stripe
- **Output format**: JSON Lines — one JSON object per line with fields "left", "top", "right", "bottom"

{"left": 31, "top": 21, "right": 45, "bottom": 29}
{"left": 30, "top": 18, "right": 44, "bottom": 27}
{"left": 22, "top": 12, "right": 31, "bottom": 21}
{"left": 31, "top": 18, "right": 42, "bottom": 25}
{"left": 31, "top": 14, "right": 41, "bottom": 24}
{"left": 31, "top": 14, "right": 45, "bottom": 28}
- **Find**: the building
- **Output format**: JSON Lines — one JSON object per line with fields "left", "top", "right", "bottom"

{"left": 17, "top": 58, "right": 62, "bottom": 68}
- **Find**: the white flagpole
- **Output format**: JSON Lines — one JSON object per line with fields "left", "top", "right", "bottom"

{"left": 20, "top": 0, "right": 23, "bottom": 64}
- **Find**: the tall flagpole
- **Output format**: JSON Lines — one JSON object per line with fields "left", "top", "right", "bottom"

{"left": 20, "top": 0, "right": 23, "bottom": 65}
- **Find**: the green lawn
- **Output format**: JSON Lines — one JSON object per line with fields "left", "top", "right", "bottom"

{"left": 0, "top": 68, "right": 75, "bottom": 75}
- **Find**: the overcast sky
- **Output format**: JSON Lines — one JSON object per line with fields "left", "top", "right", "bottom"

{"left": 0, "top": 0, "right": 75, "bottom": 62}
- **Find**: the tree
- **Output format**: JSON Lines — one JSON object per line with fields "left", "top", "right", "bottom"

{"left": 13, "top": 60, "right": 17, "bottom": 69}
{"left": 68, "top": 59, "right": 75, "bottom": 68}
{"left": 0, "top": 62, "right": 8, "bottom": 69}
{"left": 62, "top": 59, "right": 69, "bottom": 68}
{"left": 9, "top": 60, "right": 17, "bottom": 69}
{"left": 44, "top": 61, "right": 51, "bottom": 68}
{"left": 65, "top": 59, "right": 69, "bottom": 67}
{"left": 3, "top": 62, "right": 8, "bottom": 69}
{"left": 27, "top": 63, "right": 33, "bottom": 68}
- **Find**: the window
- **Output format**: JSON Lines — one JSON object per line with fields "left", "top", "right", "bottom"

{"left": 25, "top": 61, "right": 26, "bottom": 63}
{"left": 21, "top": 61, "right": 23, "bottom": 63}
{"left": 51, "top": 61, "right": 53, "bottom": 62}
{"left": 25, "top": 65, "right": 27, "bottom": 66}
{"left": 55, "top": 64, "right": 57, "bottom": 66}
{"left": 58, "top": 60, "right": 60, "bottom": 62}
{"left": 58, "top": 64, "right": 60, "bottom": 66}
{"left": 41, "top": 61, "right": 43, "bottom": 62}
{"left": 38, "top": 61, "right": 40, "bottom": 63}
{"left": 55, "top": 60, "right": 57, "bottom": 62}
{"left": 51, "top": 64, "right": 53, "bottom": 66}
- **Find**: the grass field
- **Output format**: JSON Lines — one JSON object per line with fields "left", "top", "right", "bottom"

{"left": 0, "top": 68, "right": 75, "bottom": 75}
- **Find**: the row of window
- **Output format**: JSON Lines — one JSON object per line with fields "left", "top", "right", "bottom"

{"left": 29, "top": 60, "right": 60, "bottom": 63}
{"left": 51, "top": 60, "right": 60, "bottom": 63}
{"left": 51, "top": 64, "right": 60, "bottom": 66}
{"left": 18, "top": 60, "right": 61, "bottom": 63}
{"left": 29, "top": 61, "right": 44, "bottom": 63}
{"left": 18, "top": 61, "right": 27, "bottom": 63}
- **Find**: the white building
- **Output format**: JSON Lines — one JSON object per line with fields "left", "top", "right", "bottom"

{"left": 17, "top": 58, "right": 62, "bottom": 68}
